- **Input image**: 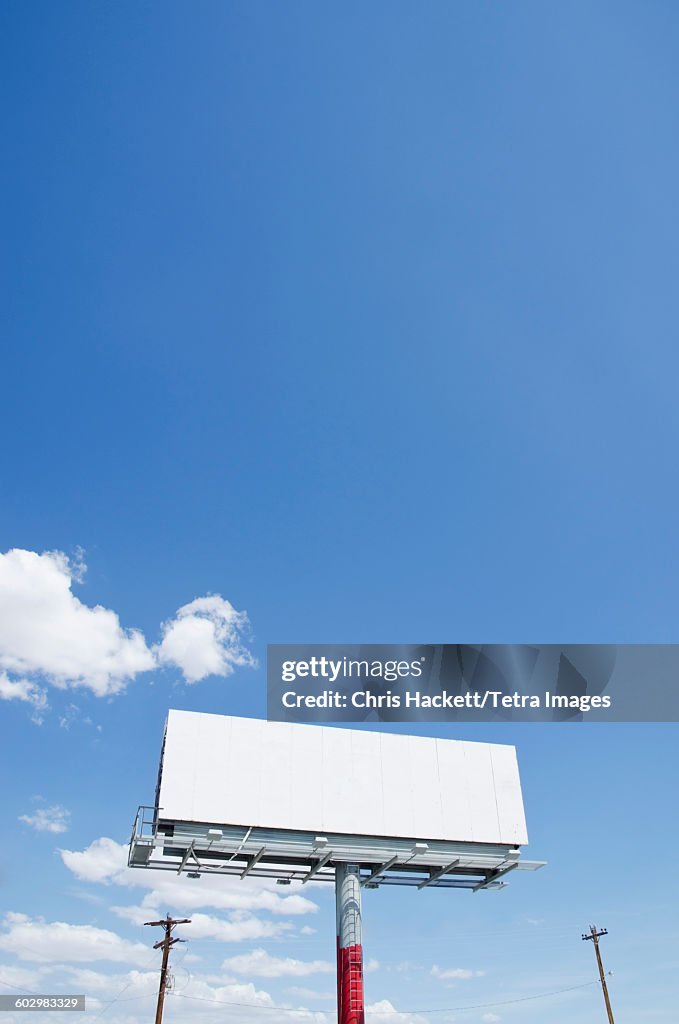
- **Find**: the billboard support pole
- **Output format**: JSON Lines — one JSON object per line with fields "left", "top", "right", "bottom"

{"left": 336, "top": 864, "right": 364, "bottom": 1024}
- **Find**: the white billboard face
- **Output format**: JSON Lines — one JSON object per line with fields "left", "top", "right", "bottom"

{"left": 157, "top": 711, "right": 528, "bottom": 846}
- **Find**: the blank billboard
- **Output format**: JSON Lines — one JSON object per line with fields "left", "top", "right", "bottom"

{"left": 157, "top": 710, "right": 528, "bottom": 846}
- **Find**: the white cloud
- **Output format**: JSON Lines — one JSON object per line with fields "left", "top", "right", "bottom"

{"left": 365, "top": 999, "right": 425, "bottom": 1024}
{"left": 286, "top": 988, "right": 335, "bottom": 1001}
{"left": 0, "top": 549, "right": 256, "bottom": 698}
{"left": 431, "top": 965, "right": 486, "bottom": 980}
{"left": 61, "top": 838, "right": 318, "bottom": 918}
{"left": 482, "top": 1015, "right": 501, "bottom": 1022}
{"left": 0, "top": 672, "right": 48, "bottom": 716}
{"left": 174, "top": 913, "right": 290, "bottom": 943}
{"left": 167, "top": 974, "right": 323, "bottom": 1024}
{"left": 0, "top": 914, "right": 149, "bottom": 964}
{"left": 0, "top": 959, "right": 330, "bottom": 1024}
{"left": 58, "top": 703, "right": 98, "bottom": 730}
{"left": 141, "top": 875, "right": 316, "bottom": 917}
{"left": 68, "top": 889, "right": 107, "bottom": 907}
{"left": 0, "top": 962, "right": 55, "bottom": 991}
{"left": 0, "top": 550, "right": 154, "bottom": 696}
{"left": 365, "top": 958, "right": 380, "bottom": 973}
{"left": 0, "top": 964, "right": 160, "bottom": 1019}
{"left": 60, "top": 837, "right": 126, "bottom": 883}
{"left": 54, "top": 966, "right": 159, "bottom": 998}
{"left": 156, "top": 595, "right": 256, "bottom": 683}
{"left": 222, "top": 949, "right": 334, "bottom": 978}
{"left": 154, "top": 971, "right": 327, "bottom": 1023}
{"left": 392, "top": 961, "right": 419, "bottom": 974}
{"left": 19, "top": 804, "right": 70, "bottom": 834}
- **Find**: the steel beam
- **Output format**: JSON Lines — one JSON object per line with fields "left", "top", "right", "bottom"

{"left": 302, "top": 850, "right": 332, "bottom": 883}
{"left": 361, "top": 855, "right": 398, "bottom": 887}
{"left": 417, "top": 858, "right": 461, "bottom": 889}
{"left": 240, "top": 847, "right": 266, "bottom": 879}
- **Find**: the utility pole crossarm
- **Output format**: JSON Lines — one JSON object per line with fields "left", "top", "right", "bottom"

{"left": 144, "top": 917, "right": 191, "bottom": 927}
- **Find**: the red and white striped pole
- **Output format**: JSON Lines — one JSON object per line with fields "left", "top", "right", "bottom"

{"left": 335, "top": 863, "right": 364, "bottom": 1024}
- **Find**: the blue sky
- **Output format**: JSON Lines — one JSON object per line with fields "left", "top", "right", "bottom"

{"left": 1, "top": 3, "right": 678, "bottom": 1023}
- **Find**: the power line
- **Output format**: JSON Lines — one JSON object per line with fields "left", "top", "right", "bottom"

{"left": 89, "top": 949, "right": 162, "bottom": 1021}
{"left": 0, "top": 971, "right": 605, "bottom": 1016}
{"left": 171, "top": 976, "right": 602, "bottom": 1015}
{"left": 0, "top": 956, "right": 158, "bottom": 1016}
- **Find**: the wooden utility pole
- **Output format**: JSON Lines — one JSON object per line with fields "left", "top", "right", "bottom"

{"left": 582, "top": 925, "right": 615, "bottom": 1024}
{"left": 145, "top": 915, "right": 191, "bottom": 1024}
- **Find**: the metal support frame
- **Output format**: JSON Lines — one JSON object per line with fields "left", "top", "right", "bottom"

{"left": 240, "top": 847, "right": 265, "bottom": 879}
{"left": 472, "top": 852, "right": 521, "bottom": 891}
{"left": 361, "top": 855, "right": 398, "bottom": 887}
{"left": 176, "top": 842, "right": 201, "bottom": 876}
{"left": 417, "top": 858, "right": 461, "bottom": 889}
{"left": 129, "top": 807, "right": 544, "bottom": 890}
{"left": 302, "top": 850, "right": 332, "bottom": 883}
{"left": 130, "top": 803, "right": 544, "bottom": 1024}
